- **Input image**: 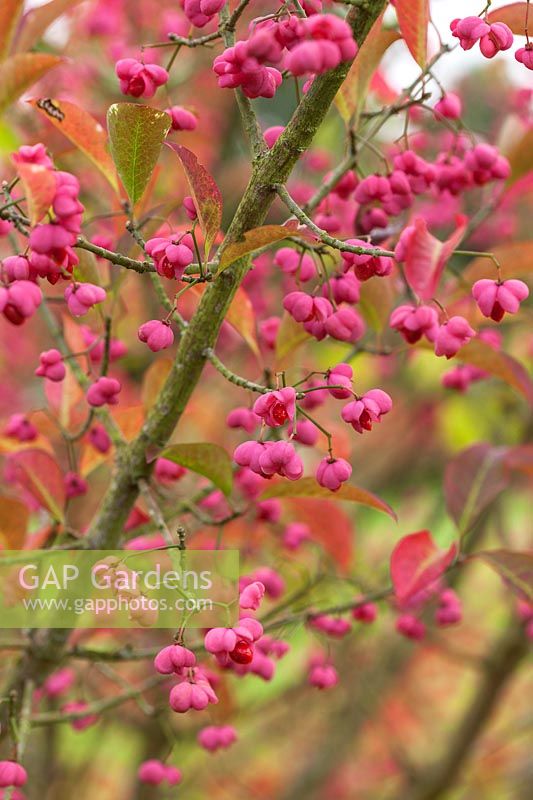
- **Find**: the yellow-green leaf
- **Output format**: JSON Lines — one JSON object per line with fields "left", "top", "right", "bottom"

{"left": 217, "top": 224, "right": 297, "bottom": 274}
{"left": 107, "top": 103, "right": 170, "bottom": 205}
{"left": 160, "top": 442, "right": 233, "bottom": 497}
{"left": 260, "top": 476, "right": 396, "bottom": 519}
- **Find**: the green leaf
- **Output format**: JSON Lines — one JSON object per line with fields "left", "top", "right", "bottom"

{"left": 217, "top": 224, "right": 297, "bottom": 274}
{"left": 0, "top": 53, "right": 63, "bottom": 114}
{"left": 107, "top": 103, "right": 170, "bottom": 205}
{"left": 260, "top": 477, "right": 396, "bottom": 519}
{"left": 475, "top": 549, "right": 533, "bottom": 602}
{"left": 160, "top": 443, "right": 233, "bottom": 497}
{"left": 167, "top": 143, "right": 222, "bottom": 257}
{"left": 30, "top": 98, "right": 118, "bottom": 192}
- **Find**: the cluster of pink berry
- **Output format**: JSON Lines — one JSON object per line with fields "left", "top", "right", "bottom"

{"left": 213, "top": 13, "right": 357, "bottom": 99}
{"left": 396, "top": 588, "right": 463, "bottom": 641}
{"left": 451, "top": 15, "right": 532, "bottom": 69}
{"left": 0, "top": 144, "right": 88, "bottom": 325}
{"left": 0, "top": 762, "right": 27, "bottom": 793}
{"left": 231, "top": 372, "right": 392, "bottom": 493}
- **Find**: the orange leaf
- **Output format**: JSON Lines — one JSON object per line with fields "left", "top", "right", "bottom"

{"left": 458, "top": 339, "right": 533, "bottom": 405}
{"left": 0, "top": 0, "right": 24, "bottom": 60}
{"left": 29, "top": 98, "right": 118, "bottom": 191}
{"left": 111, "top": 405, "right": 145, "bottom": 442}
{"left": 336, "top": 15, "right": 400, "bottom": 122}
{"left": 487, "top": 2, "right": 529, "bottom": 34}
{"left": 395, "top": 0, "right": 429, "bottom": 67}
{"left": 141, "top": 358, "right": 173, "bottom": 412}
{"left": 0, "top": 53, "right": 63, "bottom": 114}
{"left": 0, "top": 495, "right": 29, "bottom": 549}
{"left": 14, "top": 161, "right": 56, "bottom": 225}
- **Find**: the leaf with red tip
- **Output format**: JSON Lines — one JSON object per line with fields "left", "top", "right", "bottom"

{"left": 458, "top": 340, "right": 533, "bottom": 405}
{"left": 7, "top": 449, "right": 65, "bottom": 521}
{"left": 217, "top": 223, "right": 297, "bottom": 274}
{"left": 260, "top": 477, "right": 397, "bottom": 520}
{"left": 167, "top": 143, "right": 222, "bottom": 257}
{"left": 390, "top": 530, "right": 457, "bottom": 604}
{"left": 395, "top": 0, "right": 429, "bottom": 67}
{"left": 0, "top": 0, "right": 24, "bottom": 60}
{"left": 475, "top": 549, "right": 533, "bottom": 602}
{"left": 336, "top": 14, "right": 400, "bottom": 122}
{"left": 444, "top": 444, "right": 510, "bottom": 536}
{"left": 487, "top": 3, "right": 529, "bottom": 34}
{"left": 0, "top": 53, "right": 63, "bottom": 114}
{"left": 14, "top": 161, "right": 56, "bottom": 225}
{"left": 404, "top": 215, "right": 467, "bottom": 301}
{"left": 29, "top": 98, "right": 118, "bottom": 191}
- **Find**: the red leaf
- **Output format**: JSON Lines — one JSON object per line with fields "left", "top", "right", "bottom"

{"left": 14, "top": 161, "right": 56, "bottom": 225}
{"left": 167, "top": 143, "right": 222, "bottom": 257}
{"left": 286, "top": 498, "right": 354, "bottom": 570}
{"left": 6, "top": 449, "right": 65, "bottom": 521}
{"left": 390, "top": 530, "right": 457, "bottom": 603}
{"left": 395, "top": 0, "right": 429, "bottom": 67}
{"left": 444, "top": 444, "right": 509, "bottom": 535}
{"left": 474, "top": 549, "right": 533, "bottom": 602}
{"left": 487, "top": 3, "right": 529, "bottom": 35}
{"left": 404, "top": 215, "right": 467, "bottom": 301}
